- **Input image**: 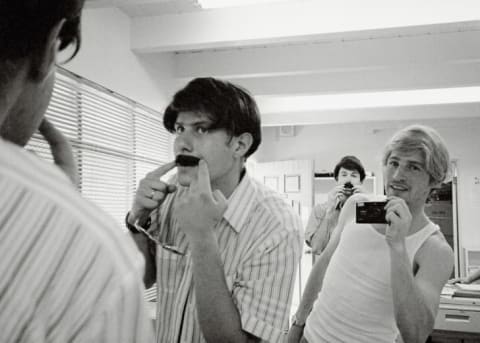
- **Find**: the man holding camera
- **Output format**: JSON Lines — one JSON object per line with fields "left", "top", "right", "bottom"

{"left": 288, "top": 125, "right": 454, "bottom": 343}
{"left": 305, "top": 155, "right": 365, "bottom": 255}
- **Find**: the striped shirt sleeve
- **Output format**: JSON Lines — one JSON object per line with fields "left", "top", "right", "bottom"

{"left": 235, "top": 235, "right": 300, "bottom": 342}
{"left": 0, "top": 141, "right": 155, "bottom": 343}
{"left": 231, "top": 203, "right": 302, "bottom": 342}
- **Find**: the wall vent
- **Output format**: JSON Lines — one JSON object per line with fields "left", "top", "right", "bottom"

{"left": 278, "top": 125, "right": 295, "bottom": 137}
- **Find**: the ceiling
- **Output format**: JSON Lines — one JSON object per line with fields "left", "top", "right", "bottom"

{"left": 85, "top": 0, "right": 203, "bottom": 16}
{"left": 84, "top": 0, "right": 480, "bottom": 126}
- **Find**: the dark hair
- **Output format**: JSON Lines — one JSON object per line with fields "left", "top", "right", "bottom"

{"left": 333, "top": 155, "right": 366, "bottom": 181}
{"left": 0, "top": 1, "right": 84, "bottom": 81}
{"left": 163, "top": 77, "right": 262, "bottom": 158}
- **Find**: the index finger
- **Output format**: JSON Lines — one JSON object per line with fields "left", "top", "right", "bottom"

{"left": 384, "top": 196, "right": 406, "bottom": 209}
{"left": 330, "top": 186, "right": 340, "bottom": 194}
{"left": 148, "top": 161, "right": 176, "bottom": 179}
{"left": 192, "top": 159, "right": 212, "bottom": 195}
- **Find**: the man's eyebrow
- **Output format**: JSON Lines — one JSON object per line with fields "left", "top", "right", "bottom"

{"left": 409, "top": 160, "right": 425, "bottom": 168}
{"left": 175, "top": 119, "right": 213, "bottom": 126}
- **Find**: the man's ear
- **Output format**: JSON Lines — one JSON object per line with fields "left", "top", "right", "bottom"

{"left": 34, "top": 19, "right": 66, "bottom": 81}
{"left": 232, "top": 132, "right": 253, "bottom": 158}
{"left": 429, "top": 178, "right": 442, "bottom": 189}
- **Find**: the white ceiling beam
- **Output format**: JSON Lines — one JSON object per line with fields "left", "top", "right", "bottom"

{"left": 173, "top": 29, "right": 480, "bottom": 78}
{"left": 227, "top": 62, "right": 480, "bottom": 96}
{"left": 85, "top": 0, "right": 199, "bottom": 15}
{"left": 257, "top": 87, "right": 480, "bottom": 112}
{"left": 131, "top": 0, "right": 480, "bottom": 52}
{"left": 260, "top": 103, "right": 480, "bottom": 126}
{"left": 86, "top": 0, "right": 175, "bottom": 7}
{"left": 170, "top": 29, "right": 480, "bottom": 96}
{"left": 170, "top": 61, "right": 480, "bottom": 98}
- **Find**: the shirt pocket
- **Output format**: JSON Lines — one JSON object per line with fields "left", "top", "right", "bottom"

{"left": 156, "top": 247, "right": 188, "bottom": 292}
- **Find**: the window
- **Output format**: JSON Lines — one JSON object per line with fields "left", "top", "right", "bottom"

{"left": 27, "top": 67, "right": 172, "bottom": 227}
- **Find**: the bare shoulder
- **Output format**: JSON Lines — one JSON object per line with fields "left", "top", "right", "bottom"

{"left": 416, "top": 231, "right": 454, "bottom": 275}
{"left": 422, "top": 231, "right": 454, "bottom": 258}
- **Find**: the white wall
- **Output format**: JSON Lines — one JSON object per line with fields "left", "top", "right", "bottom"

{"left": 65, "top": 8, "right": 175, "bottom": 112}
{"left": 254, "top": 117, "right": 480, "bottom": 250}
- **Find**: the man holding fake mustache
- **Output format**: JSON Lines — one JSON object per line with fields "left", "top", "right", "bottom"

{"left": 126, "top": 77, "right": 303, "bottom": 343}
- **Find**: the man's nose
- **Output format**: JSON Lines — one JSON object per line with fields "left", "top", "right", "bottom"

{"left": 174, "top": 132, "right": 193, "bottom": 153}
{"left": 392, "top": 165, "right": 407, "bottom": 180}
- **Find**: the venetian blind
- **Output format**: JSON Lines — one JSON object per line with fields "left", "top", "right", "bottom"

{"left": 27, "top": 67, "right": 171, "bottom": 226}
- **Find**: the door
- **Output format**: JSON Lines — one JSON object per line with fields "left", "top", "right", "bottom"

{"left": 251, "top": 159, "right": 314, "bottom": 315}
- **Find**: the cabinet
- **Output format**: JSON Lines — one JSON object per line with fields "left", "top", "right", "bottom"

{"left": 430, "top": 301, "right": 480, "bottom": 343}
{"left": 429, "top": 330, "right": 480, "bottom": 343}
{"left": 430, "top": 289, "right": 480, "bottom": 343}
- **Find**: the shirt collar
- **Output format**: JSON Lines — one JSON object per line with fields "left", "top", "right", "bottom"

{"left": 222, "top": 172, "right": 257, "bottom": 233}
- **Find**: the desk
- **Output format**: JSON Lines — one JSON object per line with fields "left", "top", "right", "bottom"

{"left": 430, "top": 297, "right": 480, "bottom": 343}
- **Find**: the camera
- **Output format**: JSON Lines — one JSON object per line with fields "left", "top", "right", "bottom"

{"left": 356, "top": 201, "right": 388, "bottom": 224}
{"left": 343, "top": 182, "right": 354, "bottom": 196}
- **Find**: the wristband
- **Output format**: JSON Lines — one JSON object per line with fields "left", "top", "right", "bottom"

{"left": 125, "top": 212, "right": 151, "bottom": 234}
{"left": 291, "top": 314, "right": 306, "bottom": 328}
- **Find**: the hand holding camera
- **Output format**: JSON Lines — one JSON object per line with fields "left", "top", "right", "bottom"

{"left": 355, "top": 196, "right": 412, "bottom": 245}
{"left": 327, "top": 184, "right": 347, "bottom": 206}
{"left": 333, "top": 181, "right": 361, "bottom": 210}
{"left": 384, "top": 197, "right": 412, "bottom": 247}
{"left": 343, "top": 181, "right": 365, "bottom": 197}
{"left": 356, "top": 201, "right": 388, "bottom": 224}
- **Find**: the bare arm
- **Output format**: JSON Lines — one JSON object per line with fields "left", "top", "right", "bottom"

{"left": 449, "top": 268, "right": 480, "bottom": 284}
{"left": 385, "top": 197, "right": 454, "bottom": 343}
{"left": 287, "top": 233, "right": 339, "bottom": 343}
{"left": 288, "top": 194, "right": 363, "bottom": 343}
{"left": 306, "top": 184, "right": 353, "bottom": 251}
{"left": 39, "top": 118, "right": 78, "bottom": 186}
{"left": 467, "top": 269, "right": 480, "bottom": 283}
{"left": 390, "top": 235, "right": 453, "bottom": 342}
{"left": 189, "top": 233, "right": 260, "bottom": 343}
{"left": 304, "top": 203, "right": 327, "bottom": 247}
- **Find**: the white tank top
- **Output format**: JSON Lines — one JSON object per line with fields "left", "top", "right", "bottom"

{"left": 304, "top": 217, "right": 439, "bottom": 343}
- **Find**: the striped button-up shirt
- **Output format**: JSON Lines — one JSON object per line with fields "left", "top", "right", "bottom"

{"left": 149, "top": 173, "right": 303, "bottom": 343}
{"left": 0, "top": 139, "right": 154, "bottom": 343}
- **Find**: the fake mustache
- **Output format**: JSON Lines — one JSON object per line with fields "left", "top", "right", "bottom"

{"left": 175, "top": 155, "right": 200, "bottom": 167}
